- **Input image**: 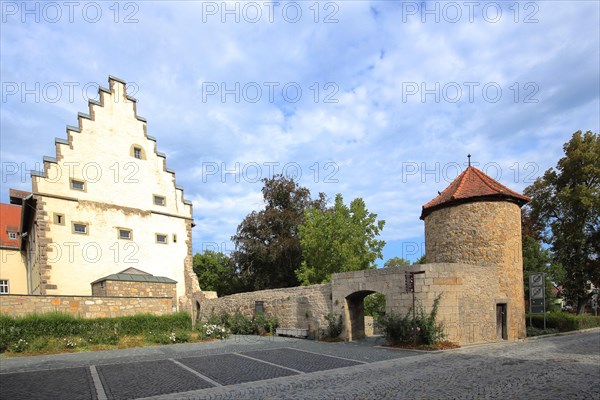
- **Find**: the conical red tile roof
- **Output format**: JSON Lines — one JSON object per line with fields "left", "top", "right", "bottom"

{"left": 420, "top": 166, "right": 530, "bottom": 219}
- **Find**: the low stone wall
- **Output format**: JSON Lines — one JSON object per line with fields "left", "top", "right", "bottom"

{"left": 91, "top": 281, "right": 177, "bottom": 309}
{"left": 197, "top": 284, "right": 332, "bottom": 331}
{"left": 0, "top": 294, "right": 175, "bottom": 318}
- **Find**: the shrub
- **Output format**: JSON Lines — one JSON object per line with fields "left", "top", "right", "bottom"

{"left": 322, "top": 313, "right": 343, "bottom": 339}
{"left": 205, "top": 311, "right": 278, "bottom": 335}
{"left": 377, "top": 294, "right": 446, "bottom": 345}
{"left": 526, "top": 312, "right": 600, "bottom": 332}
{"left": 526, "top": 327, "right": 559, "bottom": 337}
{"left": 196, "top": 323, "right": 229, "bottom": 340}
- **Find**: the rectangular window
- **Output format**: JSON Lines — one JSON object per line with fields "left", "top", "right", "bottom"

{"left": 54, "top": 213, "right": 64, "bottom": 225}
{"left": 153, "top": 195, "right": 166, "bottom": 206}
{"left": 70, "top": 179, "right": 85, "bottom": 191}
{"left": 99, "top": 281, "right": 105, "bottom": 289}
{"left": 8, "top": 232, "right": 17, "bottom": 240}
{"left": 72, "top": 223, "right": 88, "bottom": 235}
{"left": 0, "top": 280, "right": 8, "bottom": 294}
{"left": 118, "top": 228, "right": 132, "bottom": 240}
{"left": 155, "top": 233, "right": 168, "bottom": 244}
{"left": 133, "top": 147, "right": 142, "bottom": 159}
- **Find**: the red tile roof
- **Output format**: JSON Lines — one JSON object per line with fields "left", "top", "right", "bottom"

{"left": 420, "top": 166, "right": 530, "bottom": 219}
{"left": 0, "top": 203, "right": 22, "bottom": 249}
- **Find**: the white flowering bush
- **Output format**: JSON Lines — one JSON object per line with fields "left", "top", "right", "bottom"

{"left": 198, "top": 324, "right": 229, "bottom": 340}
{"left": 11, "top": 338, "right": 28, "bottom": 353}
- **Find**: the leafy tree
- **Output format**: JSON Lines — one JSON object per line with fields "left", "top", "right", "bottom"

{"left": 383, "top": 257, "right": 410, "bottom": 268}
{"left": 193, "top": 250, "right": 244, "bottom": 296}
{"left": 524, "top": 131, "right": 599, "bottom": 314}
{"left": 296, "top": 194, "right": 386, "bottom": 285}
{"left": 415, "top": 254, "right": 427, "bottom": 264}
{"left": 364, "top": 292, "right": 386, "bottom": 318}
{"left": 231, "top": 175, "right": 325, "bottom": 290}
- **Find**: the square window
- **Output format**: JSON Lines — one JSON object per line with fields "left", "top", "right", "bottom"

{"left": 0, "top": 280, "right": 8, "bottom": 294}
{"left": 54, "top": 213, "right": 65, "bottom": 225}
{"left": 155, "top": 234, "right": 168, "bottom": 244}
{"left": 8, "top": 232, "right": 17, "bottom": 240}
{"left": 73, "top": 223, "right": 88, "bottom": 234}
{"left": 118, "top": 229, "right": 132, "bottom": 240}
{"left": 154, "top": 195, "right": 166, "bottom": 206}
{"left": 70, "top": 179, "right": 85, "bottom": 191}
{"left": 134, "top": 147, "right": 142, "bottom": 159}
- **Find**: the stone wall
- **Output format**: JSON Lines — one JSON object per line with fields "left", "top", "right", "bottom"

{"left": 0, "top": 294, "right": 174, "bottom": 318}
{"left": 197, "top": 284, "right": 332, "bottom": 331}
{"left": 91, "top": 280, "right": 177, "bottom": 309}
{"left": 331, "top": 263, "right": 502, "bottom": 345}
{"left": 424, "top": 201, "right": 526, "bottom": 340}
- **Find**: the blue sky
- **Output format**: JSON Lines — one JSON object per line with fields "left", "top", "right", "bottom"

{"left": 1, "top": 1, "right": 599, "bottom": 265}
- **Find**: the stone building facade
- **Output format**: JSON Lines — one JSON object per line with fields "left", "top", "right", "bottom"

{"left": 2, "top": 76, "right": 200, "bottom": 311}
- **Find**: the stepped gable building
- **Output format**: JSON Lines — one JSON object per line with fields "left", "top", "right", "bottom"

{"left": 4, "top": 76, "right": 200, "bottom": 310}
{"left": 421, "top": 164, "right": 530, "bottom": 341}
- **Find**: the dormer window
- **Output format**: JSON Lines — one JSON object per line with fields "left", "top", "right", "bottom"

{"left": 154, "top": 195, "right": 166, "bottom": 206}
{"left": 8, "top": 232, "right": 17, "bottom": 240}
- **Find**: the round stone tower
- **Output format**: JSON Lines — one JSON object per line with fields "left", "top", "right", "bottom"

{"left": 420, "top": 165, "right": 530, "bottom": 341}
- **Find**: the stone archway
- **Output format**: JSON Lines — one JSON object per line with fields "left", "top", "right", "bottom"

{"left": 345, "top": 290, "right": 377, "bottom": 341}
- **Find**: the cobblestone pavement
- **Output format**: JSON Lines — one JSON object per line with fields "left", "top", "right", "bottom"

{"left": 0, "top": 331, "right": 598, "bottom": 399}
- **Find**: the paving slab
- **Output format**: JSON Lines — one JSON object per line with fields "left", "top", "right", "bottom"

{"left": 241, "top": 347, "right": 363, "bottom": 372}
{"left": 177, "top": 353, "right": 298, "bottom": 385}
{"left": 0, "top": 366, "right": 96, "bottom": 400}
{"left": 96, "top": 359, "right": 212, "bottom": 400}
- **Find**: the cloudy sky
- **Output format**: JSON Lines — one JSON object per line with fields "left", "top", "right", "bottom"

{"left": 1, "top": 1, "right": 599, "bottom": 264}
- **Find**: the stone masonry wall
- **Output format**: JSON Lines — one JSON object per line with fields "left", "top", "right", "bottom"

{"left": 91, "top": 281, "right": 177, "bottom": 310}
{"left": 0, "top": 294, "right": 173, "bottom": 318}
{"left": 424, "top": 201, "right": 526, "bottom": 340}
{"left": 197, "top": 284, "right": 332, "bottom": 331}
{"left": 331, "top": 263, "right": 501, "bottom": 345}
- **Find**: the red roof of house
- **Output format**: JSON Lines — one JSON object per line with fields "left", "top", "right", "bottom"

{"left": 0, "top": 203, "right": 22, "bottom": 249}
{"left": 420, "top": 166, "right": 530, "bottom": 219}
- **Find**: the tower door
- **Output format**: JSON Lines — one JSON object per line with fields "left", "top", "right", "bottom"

{"left": 496, "top": 304, "right": 507, "bottom": 340}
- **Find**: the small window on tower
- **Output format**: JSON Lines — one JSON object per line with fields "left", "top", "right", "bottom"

{"left": 133, "top": 147, "right": 142, "bottom": 159}
{"left": 172, "top": 234, "right": 177, "bottom": 243}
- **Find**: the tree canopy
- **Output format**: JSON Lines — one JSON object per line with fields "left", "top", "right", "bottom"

{"left": 383, "top": 257, "right": 411, "bottom": 268}
{"left": 296, "top": 193, "right": 386, "bottom": 285}
{"left": 524, "top": 130, "right": 599, "bottom": 313}
{"left": 193, "top": 250, "right": 243, "bottom": 296}
{"left": 231, "top": 175, "right": 325, "bottom": 290}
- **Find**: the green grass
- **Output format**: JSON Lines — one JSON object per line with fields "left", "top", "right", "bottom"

{"left": 0, "top": 312, "right": 195, "bottom": 354}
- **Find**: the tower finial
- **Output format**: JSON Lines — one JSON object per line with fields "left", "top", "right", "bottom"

{"left": 467, "top": 154, "right": 471, "bottom": 167}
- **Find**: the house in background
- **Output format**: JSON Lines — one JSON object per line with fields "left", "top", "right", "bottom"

{"left": 0, "top": 76, "right": 200, "bottom": 310}
{"left": 0, "top": 201, "right": 27, "bottom": 295}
